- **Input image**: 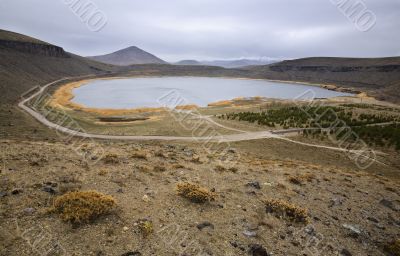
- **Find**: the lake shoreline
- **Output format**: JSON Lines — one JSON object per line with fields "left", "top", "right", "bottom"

{"left": 50, "top": 75, "right": 364, "bottom": 116}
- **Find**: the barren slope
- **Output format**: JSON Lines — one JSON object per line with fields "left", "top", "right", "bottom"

{"left": 247, "top": 57, "right": 400, "bottom": 103}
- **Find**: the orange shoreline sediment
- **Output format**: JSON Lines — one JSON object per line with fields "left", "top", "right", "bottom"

{"left": 50, "top": 77, "right": 199, "bottom": 116}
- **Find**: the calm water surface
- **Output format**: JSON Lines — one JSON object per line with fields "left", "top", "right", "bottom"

{"left": 72, "top": 77, "right": 353, "bottom": 109}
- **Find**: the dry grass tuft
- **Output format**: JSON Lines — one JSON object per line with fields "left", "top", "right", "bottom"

{"left": 137, "top": 219, "right": 154, "bottom": 237}
{"left": 215, "top": 165, "right": 226, "bottom": 172}
{"left": 385, "top": 186, "right": 397, "bottom": 193}
{"left": 137, "top": 165, "right": 151, "bottom": 172}
{"left": 263, "top": 199, "right": 309, "bottom": 224}
{"left": 52, "top": 191, "right": 116, "bottom": 224}
{"left": 173, "top": 164, "right": 185, "bottom": 169}
{"left": 288, "top": 173, "right": 316, "bottom": 185}
{"left": 288, "top": 176, "right": 303, "bottom": 185}
{"left": 153, "top": 165, "right": 166, "bottom": 172}
{"left": 131, "top": 152, "right": 148, "bottom": 160}
{"left": 228, "top": 167, "right": 239, "bottom": 173}
{"left": 176, "top": 182, "right": 217, "bottom": 203}
{"left": 103, "top": 153, "right": 119, "bottom": 164}
{"left": 300, "top": 173, "right": 316, "bottom": 182}
{"left": 385, "top": 239, "right": 400, "bottom": 256}
{"left": 98, "top": 169, "right": 108, "bottom": 176}
{"left": 155, "top": 151, "right": 167, "bottom": 158}
{"left": 191, "top": 156, "right": 202, "bottom": 163}
{"left": 276, "top": 183, "right": 287, "bottom": 190}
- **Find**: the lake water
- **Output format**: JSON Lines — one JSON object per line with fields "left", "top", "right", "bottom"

{"left": 72, "top": 77, "right": 353, "bottom": 109}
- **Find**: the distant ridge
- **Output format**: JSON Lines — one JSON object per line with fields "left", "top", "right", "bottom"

{"left": 174, "top": 58, "right": 280, "bottom": 68}
{"left": 175, "top": 60, "right": 202, "bottom": 65}
{"left": 248, "top": 56, "right": 400, "bottom": 103}
{"left": 88, "top": 46, "right": 166, "bottom": 66}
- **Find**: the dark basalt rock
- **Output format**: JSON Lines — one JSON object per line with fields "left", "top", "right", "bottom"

{"left": 0, "top": 40, "right": 69, "bottom": 58}
{"left": 248, "top": 244, "right": 270, "bottom": 256}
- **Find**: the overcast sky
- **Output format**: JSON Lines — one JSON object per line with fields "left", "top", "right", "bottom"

{"left": 0, "top": 0, "right": 399, "bottom": 61}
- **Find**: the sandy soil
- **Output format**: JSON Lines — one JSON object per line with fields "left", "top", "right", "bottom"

{"left": 0, "top": 139, "right": 399, "bottom": 256}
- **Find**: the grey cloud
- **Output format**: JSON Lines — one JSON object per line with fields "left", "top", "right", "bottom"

{"left": 0, "top": 0, "right": 398, "bottom": 61}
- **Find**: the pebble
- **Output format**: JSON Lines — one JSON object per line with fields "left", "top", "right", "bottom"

{"left": 123, "top": 226, "right": 129, "bottom": 231}
{"left": 42, "top": 186, "right": 56, "bottom": 194}
{"left": 142, "top": 195, "right": 150, "bottom": 202}
{"left": 11, "top": 188, "right": 23, "bottom": 195}
{"left": 366, "top": 216, "right": 379, "bottom": 223}
{"left": 197, "top": 221, "right": 214, "bottom": 230}
{"left": 228, "top": 148, "right": 236, "bottom": 153}
{"left": 243, "top": 230, "right": 257, "bottom": 237}
{"left": 305, "top": 226, "right": 316, "bottom": 236}
{"left": 374, "top": 223, "right": 386, "bottom": 230}
{"left": 44, "top": 181, "right": 58, "bottom": 187}
{"left": 342, "top": 224, "right": 361, "bottom": 238}
{"left": 246, "top": 181, "right": 261, "bottom": 190}
{"left": 328, "top": 197, "right": 344, "bottom": 207}
{"left": 23, "top": 208, "right": 36, "bottom": 215}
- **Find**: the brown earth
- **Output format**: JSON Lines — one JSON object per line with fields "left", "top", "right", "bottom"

{"left": 0, "top": 139, "right": 399, "bottom": 256}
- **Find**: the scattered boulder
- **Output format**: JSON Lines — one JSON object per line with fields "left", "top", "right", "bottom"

{"left": 246, "top": 181, "right": 261, "bottom": 190}
{"left": 11, "top": 188, "right": 22, "bottom": 195}
{"left": 328, "top": 197, "right": 344, "bottom": 208}
{"left": 121, "top": 252, "right": 141, "bottom": 256}
{"left": 248, "top": 244, "right": 270, "bottom": 256}
{"left": 380, "top": 199, "right": 400, "bottom": 212}
{"left": 340, "top": 248, "right": 352, "bottom": 256}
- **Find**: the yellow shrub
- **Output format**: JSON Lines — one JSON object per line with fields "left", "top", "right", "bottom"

{"left": 263, "top": 199, "right": 309, "bottom": 224}
{"left": 176, "top": 182, "right": 216, "bottom": 203}
{"left": 52, "top": 191, "right": 116, "bottom": 224}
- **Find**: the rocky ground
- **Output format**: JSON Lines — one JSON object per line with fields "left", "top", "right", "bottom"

{"left": 0, "top": 139, "right": 399, "bottom": 256}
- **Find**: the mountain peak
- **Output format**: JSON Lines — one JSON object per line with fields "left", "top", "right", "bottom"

{"left": 88, "top": 46, "right": 166, "bottom": 66}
